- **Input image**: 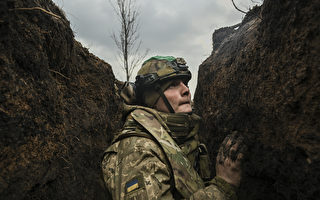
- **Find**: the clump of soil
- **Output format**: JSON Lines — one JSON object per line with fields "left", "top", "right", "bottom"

{"left": 194, "top": 0, "right": 319, "bottom": 199}
{"left": 0, "top": 0, "right": 122, "bottom": 199}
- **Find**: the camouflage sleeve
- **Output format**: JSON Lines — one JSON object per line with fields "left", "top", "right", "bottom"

{"left": 102, "top": 136, "right": 237, "bottom": 200}
{"left": 189, "top": 176, "right": 237, "bottom": 200}
{"left": 102, "top": 136, "right": 174, "bottom": 200}
{"left": 209, "top": 176, "right": 238, "bottom": 200}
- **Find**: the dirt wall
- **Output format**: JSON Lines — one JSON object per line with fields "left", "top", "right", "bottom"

{"left": 194, "top": 0, "right": 319, "bottom": 199}
{"left": 0, "top": 0, "right": 121, "bottom": 199}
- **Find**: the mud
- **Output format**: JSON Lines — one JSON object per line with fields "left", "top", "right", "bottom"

{"left": 194, "top": 0, "right": 320, "bottom": 199}
{"left": 0, "top": 0, "right": 121, "bottom": 199}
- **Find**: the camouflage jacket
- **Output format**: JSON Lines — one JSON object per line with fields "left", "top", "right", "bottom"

{"left": 102, "top": 106, "right": 237, "bottom": 199}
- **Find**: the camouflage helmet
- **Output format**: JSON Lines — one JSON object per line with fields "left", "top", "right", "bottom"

{"left": 135, "top": 56, "right": 191, "bottom": 110}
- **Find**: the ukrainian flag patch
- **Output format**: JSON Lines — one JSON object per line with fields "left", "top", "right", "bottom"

{"left": 126, "top": 178, "right": 139, "bottom": 193}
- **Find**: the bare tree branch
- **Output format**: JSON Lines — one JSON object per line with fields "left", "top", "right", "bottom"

{"left": 110, "top": 0, "right": 148, "bottom": 81}
{"left": 231, "top": 0, "right": 247, "bottom": 14}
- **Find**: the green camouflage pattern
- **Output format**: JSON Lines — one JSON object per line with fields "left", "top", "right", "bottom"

{"left": 141, "top": 56, "right": 176, "bottom": 66}
{"left": 139, "top": 80, "right": 173, "bottom": 108}
{"left": 210, "top": 176, "right": 238, "bottom": 200}
{"left": 102, "top": 106, "right": 236, "bottom": 199}
{"left": 122, "top": 104, "right": 211, "bottom": 180}
{"left": 157, "top": 111, "right": 201, "bottom": 169}
{"left": 138, "top": 56, "right": 190, "bottom": 80}
{"left": 131, "top": 109, "right": 205, "bottom": 197}
{"left": 102, "top": 132, "right": 168, "bottom": 199}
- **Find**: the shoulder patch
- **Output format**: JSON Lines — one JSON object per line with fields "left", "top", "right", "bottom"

{"left": 126, "top": 179, "right": 139, "bottom": 193}
{"left": 125, "top": 175, "right": 144, "bottom": 193}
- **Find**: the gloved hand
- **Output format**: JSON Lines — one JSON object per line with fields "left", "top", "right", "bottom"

{"left": 215, "top": 132, "right": 245, "bottom": 187}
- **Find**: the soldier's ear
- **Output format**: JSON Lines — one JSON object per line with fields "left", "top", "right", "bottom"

{"left": 120, "top": 82, "right": 137, "bottom": 105}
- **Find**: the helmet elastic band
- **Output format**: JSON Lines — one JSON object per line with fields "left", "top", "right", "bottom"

{"left": 155, "top": 84, "right": 175, "bottom": 113}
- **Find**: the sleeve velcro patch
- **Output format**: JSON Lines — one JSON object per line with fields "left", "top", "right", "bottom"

{"left": 125, "top": 175, "right": 145, "bottom": 193}
{"left": 126, "top": 179, "right": 139, "bottom": 193}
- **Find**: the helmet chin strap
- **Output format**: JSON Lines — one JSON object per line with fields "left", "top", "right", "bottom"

{"left": 155, "top": 85, "right": 175, "bottom": 113}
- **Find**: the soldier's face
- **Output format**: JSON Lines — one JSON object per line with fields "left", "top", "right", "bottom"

{"left": 155, "top": 79, "right": 192, "bottom": 113}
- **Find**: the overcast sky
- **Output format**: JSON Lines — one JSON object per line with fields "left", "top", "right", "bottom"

{"left": 52, "top": 0, "right": 262, "bottom": 96}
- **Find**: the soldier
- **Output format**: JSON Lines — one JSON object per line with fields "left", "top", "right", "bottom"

{"left": 102, "top": 56, "right": 244, "bottom": 199}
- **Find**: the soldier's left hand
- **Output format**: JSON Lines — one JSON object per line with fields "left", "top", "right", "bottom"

{"left": 215, "top": 132, "right": 246, "bottom": 187}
